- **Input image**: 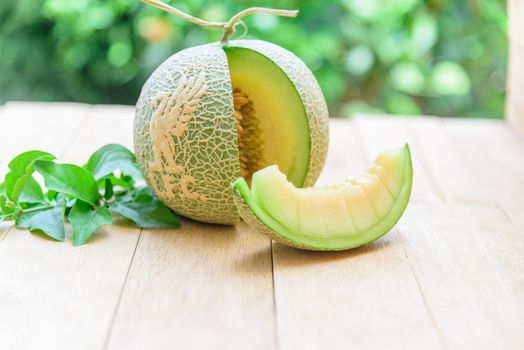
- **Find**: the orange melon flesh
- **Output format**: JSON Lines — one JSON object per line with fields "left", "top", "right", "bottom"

{"left": 224, "top": 46, "right": 310, "bottom": 187}
{"left": 232, "top": 144, "right": 413, "bottom": 250}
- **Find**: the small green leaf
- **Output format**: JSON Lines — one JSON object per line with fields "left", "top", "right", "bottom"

{"left": 4, "top": 151, "right": 55, "bottom": 201}
{"left": 131, "top": 186, "right": 154, "bottom": 200}
{"left": 104, "top": 178, "right": 114, "bottom": 200}
{"left": 101, "top": 174, "right": 134, "bottom": 189}
{"left": 12, "top": 175, "right": 45, "bottom": 203}
{"left": 4, "top": 172, "right": 17, "bottom": 200}
{"left": 8, "top": 150, "right": 56, "bottom": 176}
{"left": 0, "top": 195, "right": 16, "bottom": 216}
{"left": 47, "top": 190, "right": 58, "bottom": 201}
{"left": 116, "top": 186, "right": 154, "bottom": 203}
{"left": 85, "top": 144, "right": 143, "bottom": 181}
{"left": 34, "top": 160, "right": 99, "bottom": 205}
{"left": 111, "top": 197, "right": 180, "bottom": 229}
{"left": 15, "top": 198, "right": 66, "bottom": 241}
{"left": 0, "top": 182, "right": 6, "bottom": 197}
{"left": 69, "top": 201, "right": 112, "bottom": 246}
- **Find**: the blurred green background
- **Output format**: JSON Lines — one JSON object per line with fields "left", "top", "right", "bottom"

{"left": 0, "top": 0, "right": 507, "bottom": 118}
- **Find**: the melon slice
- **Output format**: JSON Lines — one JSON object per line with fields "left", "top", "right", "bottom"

{"left": 225, "top": 46, "right": 311, "bottom": 187}
{"left": 232, "top": 144, "right": 413, "bottom": 251}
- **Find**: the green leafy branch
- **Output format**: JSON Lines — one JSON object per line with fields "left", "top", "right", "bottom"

{"left": 0, "top": 144, "right": 180, "bottom": 246}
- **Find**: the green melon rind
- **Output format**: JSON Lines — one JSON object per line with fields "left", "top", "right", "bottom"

{"left": 227, "top": 40, "right": 330, "bottom": 187}
{"left": 134, "top": 43, "right": 240, "bottom": 225}
{"left": 232, "top": 144, "right": 413, "bottom": 251}
{"left": 135, "top": 40, "right": 329, "bottom": 225}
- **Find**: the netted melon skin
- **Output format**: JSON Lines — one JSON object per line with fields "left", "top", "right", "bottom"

{"left": 134, "top": 43, "right": 240, "bottom": 225}
{"left": 228, "top": 40, "right": 329, "bottom": 187}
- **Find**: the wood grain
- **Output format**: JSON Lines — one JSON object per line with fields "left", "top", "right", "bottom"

{"left": 0, "top": 104, "right": 10, "bottom": 241}
{"left": 443, "top": 118, "right": 524, "bottom": 229}
{"left": 271, "top": 118, "right": 444, "bottom": 350}
{"left": 106, "top": 221, "right": 276, "bottom": 350}
{"left": 103, "top": 104, "right": 276, "bottom": 349}
{"left": 392, "top": 116, "right": 524, "bottom": 349}
{"left": 398, "top": 203, "right": 524, "bottom": 349}
{"left": 0, "top": 105, "right": 140, "bottom": 350}
{"left": 2, "top": 104, "right": 524, "bottom": 349}
{"left": 407, "top": 117, "right": 493, "bottom": 204}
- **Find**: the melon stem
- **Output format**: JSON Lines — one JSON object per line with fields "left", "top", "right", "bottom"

{"left": 140, "top": 0, "right": 298, "bottom": 45}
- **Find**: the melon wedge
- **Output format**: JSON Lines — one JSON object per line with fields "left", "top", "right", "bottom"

{"left": 224, "top": 46, "right": 311, "bottom": 187}
{"left": 232, "top": 144, "right": 413, "bottom": 251}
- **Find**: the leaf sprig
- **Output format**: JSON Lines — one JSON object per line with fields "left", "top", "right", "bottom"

{"left": 0, "top": 144, "right": 180, "bottom": 246}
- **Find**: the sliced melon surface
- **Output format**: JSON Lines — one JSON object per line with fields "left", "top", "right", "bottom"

{"left": 232, "top": 144, "right": 413, "bottom": 251}
{"left": 224, "top": 46, "right": 310, "bottom": 187}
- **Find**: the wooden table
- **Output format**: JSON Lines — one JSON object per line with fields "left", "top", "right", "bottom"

{"left": 1, "top": 102, "right": 523, "bottom": 350}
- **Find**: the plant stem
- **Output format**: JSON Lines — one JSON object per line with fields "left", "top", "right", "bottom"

{"left": 140, "top": 0, "right": 298, "bottom": 45}
{"left": 141, "top": 0, "right": 224, "bottom": 28}
{"left": 220, "top": 7, "right": 298, "bottom": 44}
{"left": 22, "top": 205, "right": 53, "bottom": 214}
{"left": 0, "top": 213, "right": 16, "bottom": 221}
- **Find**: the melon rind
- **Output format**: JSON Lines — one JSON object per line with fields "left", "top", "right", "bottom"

{"left": 134, "top": 43, "right": 240, "bottom": 224}
{"left": 233, "top": 145, "right": 413, "bottom": 251}
{"left": 134, "top": 40, "right": 329, "bottom": 225}
{"left": 227, "top": 40, "right": 329, "bottom": 187}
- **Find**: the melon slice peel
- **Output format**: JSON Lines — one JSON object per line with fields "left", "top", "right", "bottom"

{"left": 233, "top": 144, "right": 413, "bottom": 251}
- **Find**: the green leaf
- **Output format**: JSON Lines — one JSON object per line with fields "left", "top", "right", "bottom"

{"left": 4, "top": 172, "right": 17, "bottom": 200}
{"left": 4, "top": 150, "right": 55, "bottom": 201}
{"left": 46, "top": 190, "right": 58, "bottom": 201}
{"left": 100, "top": 174, "right": 134, "bottom": 190}
{"left": 8, "top": 150, "right": 56, "bottom": 176}
{"left": 0, "top": 195, "right": 16, "bottom": 216}
{"left": 15, "top": 198, "right": 66, "bottom": 241}
{"left": 116, "top": 186, "right": 154, "bottom": 203}
{"left": 111, "top": 197, "right": 180, "bottom": 229}
{"left": 85, "top": 144, "right": 143, "bottom": 181}
{"left": 34, "top": 160, "right": 99, "bottom": 205}
{"left": 0, "top": 182, "right": 6, "bottom": 197}
{"left": 69, "top": 201, "right": 112, "bottom": 246}
{"left": 132, "top": 186, "right": 154, "bottom": 201}
{"left": 12, "top": 175, "right": 45, "bottom": 203}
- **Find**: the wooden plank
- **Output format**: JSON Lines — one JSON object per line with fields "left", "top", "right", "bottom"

{"left": 0, "top": 102, "right": 91, "bottom": 175}
{"left": 507, "top": 0, "right": 524, "bottom": 134}
{"left": 0, "top": 104, "right": 140, "bottom": 350}
{"left": 381, "top": 116, "right": 524, "bottom": 348}
{"left": 107, "top": 103, "right": 275, "bottom": 349}
{"left": 315, "top": 119, "right": 369, "bottom": 185}
{"left": 60, "top": 104, "right": 135, "bottom": 163}
{"left": 0, "top": 104, "right": 10, "bottom": 241}
{"left": 443, "top": 118, "right": 524, "bottom": 229}
{"left": 398, "top": 203, "right": 524, "bottom": 349}
{"left": 0, "top": 104, "right": 5, "bottom": 167}
{"left": 0, "top": 104, "right": 7, "bottom": 238}
{"left": 271, "top": 118, "right": 444, "bottom": 350}
{"left": 106, "top": 222, "right": 276, "bottom": 349}
{"left": 407, "top": 117, "right": 493, "bottom": 204}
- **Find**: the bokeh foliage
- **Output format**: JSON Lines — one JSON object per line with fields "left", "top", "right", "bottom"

{"left": 0, "top": 0, "right": 507, "bottom": 118}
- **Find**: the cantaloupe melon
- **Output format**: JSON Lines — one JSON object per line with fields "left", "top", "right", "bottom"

{"left": 134, "top": 39, "right": 329, "bottom": 225}
{"left": 233, "top": 145, "right": 413, "bottom": 251}
{"left": 133, "top": 1, "right": 330, "bottom": 225}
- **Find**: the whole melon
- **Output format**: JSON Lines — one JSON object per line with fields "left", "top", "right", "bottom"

{"left": 134, "top": 39, "right": 329, "bottom": 224}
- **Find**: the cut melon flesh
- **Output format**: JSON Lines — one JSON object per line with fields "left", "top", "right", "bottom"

{"left": 232, "top": 145, "right": 413, "bottom": 251}
{"left": 224, "top": 46, "right": 310, "bottom": 187}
